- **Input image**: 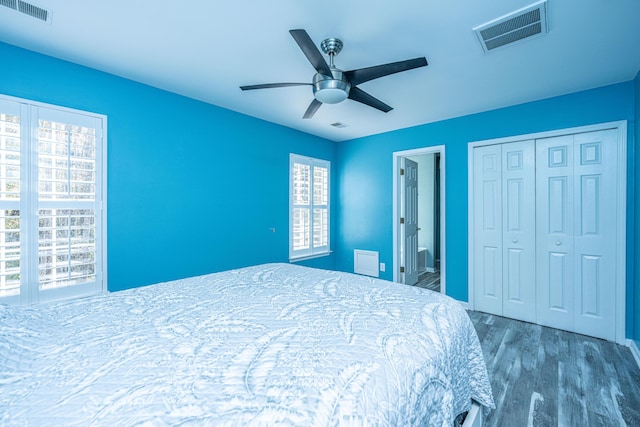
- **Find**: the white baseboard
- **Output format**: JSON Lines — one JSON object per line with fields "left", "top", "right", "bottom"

{"left": 628, "top": 339, "right": 640, "bottom": 369}
{"left": 456, "top": 299, "right": 471, "bottom": 310}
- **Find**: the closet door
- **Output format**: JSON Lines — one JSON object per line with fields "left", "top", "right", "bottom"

{"left": 536, "top": 135, "right": 575, "bottom": 331}
{"left": 572, "top": 130, "right": 617, "bottom": 339}
{"left": 502, "top": 140, "right": 536, "bottom": 322}
{"left": 536, "top": 130, "right": 617, "bottom": 340}
{"left": 473, "top": 144, "right": 503, "bottom": 314}
{"left": 473, "top": 141, "right": 536, "bottom": 320}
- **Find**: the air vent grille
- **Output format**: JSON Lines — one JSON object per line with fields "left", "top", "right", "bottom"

{"left": 474, "top": 0, "right": 547, "bottom": 53}
{"left": 0, "top": 0, "right": 50, "bottom": 22}
{"left": 330, "top": 122, "right": 348, "bottom": 128}
{"left": 0, "top": 0, "right": 17, "bottom": 10}
{"left": 18, "top": 0, "right": 47, "bottom": 21}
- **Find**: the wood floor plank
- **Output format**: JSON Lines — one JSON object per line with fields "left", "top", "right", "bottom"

{"left": 415, "top": 271, "right": 440, "bottom": 292}
{"left": 494, "top": 321, "right": 541, "bottom": 426}
{"left": 527, "top": 327, "right": 558, "bottom": 426}
{"left": 467, "top": 311, "right": 640, "bottom": 426}
{"left": 530, "top": 326, "right": 558, "bottom": 426}
{"left": 558, "top": 358, "right": 588, "bottom": 426}
{"left": 600, "top": 335, "right": 640, "bottom": 424}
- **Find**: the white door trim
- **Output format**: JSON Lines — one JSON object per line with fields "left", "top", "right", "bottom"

{"left": 467, "top": 120, "right": 627, "bottom": 344}
{"left": 393, "top": 145, "right": 446, "bottom": 294}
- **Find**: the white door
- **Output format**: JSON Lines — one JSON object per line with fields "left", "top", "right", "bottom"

{"left": 402, "top": 158, "right": 419, "bottom": 285}
{"left": 536, "top": 135, "right": 575, "bottom": 331}
{"left": 573, "top": 130, "right": 617, "bottom": 339}
{"left": 536, "top": 130, "right": 618, "bottom": 340}
{"left": 502, "top": 140, "right": 536, "bottom": 322}
{"left": 473, "top": 141, "right": 536, "bottom": 320}
{"left": 472, "top": 144, "right": 503, "bottom": 314}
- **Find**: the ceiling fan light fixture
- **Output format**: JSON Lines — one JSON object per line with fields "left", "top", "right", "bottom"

{"left": 313, "top": 82, "right": 350, "bottom": 104}
{"left": 312, "top": 71, "right": 351, "bottom": 104}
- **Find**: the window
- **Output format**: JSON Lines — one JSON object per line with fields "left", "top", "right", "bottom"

{"left": 0, "top": 96, "right": 105, "bottom": 304}
{"left": 289, "top": 154, "right": 330, "bottom": 260}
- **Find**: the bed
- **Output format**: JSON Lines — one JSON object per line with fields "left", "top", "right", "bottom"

{"left": 1, "top": 263, "right": 494, "bottom": 426}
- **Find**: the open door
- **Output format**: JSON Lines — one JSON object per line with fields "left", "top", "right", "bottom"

{"left": 401, "top": 157, "right": 419, "bottom": 285}
{"left": 393, "top": 146, "right": 445, "bottom": 292}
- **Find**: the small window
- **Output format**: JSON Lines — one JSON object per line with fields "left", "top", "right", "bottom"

{"left": 289, "top": 154, "right": 330, "bottom": 260}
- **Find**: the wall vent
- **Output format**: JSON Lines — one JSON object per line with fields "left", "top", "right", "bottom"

{"left": 473, "top": 0, "right": 547, "bottom": 53}
{"left": 0, "top": 0, "right": 51, "bottom": 23}
{"left": 354, "top": 249, "right": 379, "bottom": 277}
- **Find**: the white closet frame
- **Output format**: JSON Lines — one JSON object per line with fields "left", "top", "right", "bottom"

{"left": 467, "top": 121, "right": 627, "bottom": 344}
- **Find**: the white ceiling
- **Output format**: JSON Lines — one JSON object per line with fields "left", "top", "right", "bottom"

{"left": 1, "top": 1, "right": 639, "bottom": 142}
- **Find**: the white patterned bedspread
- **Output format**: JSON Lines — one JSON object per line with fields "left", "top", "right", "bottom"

{"left": 0, "top": 263, "right": 494, "bottom": 426}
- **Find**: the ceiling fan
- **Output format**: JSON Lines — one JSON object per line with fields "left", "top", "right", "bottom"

{"left": 240, "top": 29, "right": 428, "bottom": 119}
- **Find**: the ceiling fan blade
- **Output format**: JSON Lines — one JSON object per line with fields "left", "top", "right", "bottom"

{"left": 345, "top": 57, "right": 428, "bottom": 86}
{"left": 303, "top": 99, "right": 322, "bottom": 119}
{"left": 348, "top": 87, "right": 392, "bottom": 113}
{"left": 289, "top": 29, "right": 333, "bottom": 77}
{"left": 240, "top": 83, "right": 311, "bottom": 91}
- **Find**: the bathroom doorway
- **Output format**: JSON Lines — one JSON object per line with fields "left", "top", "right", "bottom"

{"left": 392, "top": 146, "right": 445, "bottom": 294}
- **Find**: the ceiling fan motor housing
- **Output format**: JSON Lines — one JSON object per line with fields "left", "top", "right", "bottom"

{"left": 313, "top": 69, "right": 351, "bottom": 104}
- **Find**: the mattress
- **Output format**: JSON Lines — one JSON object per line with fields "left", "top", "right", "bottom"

{"left": 0, "top": 263, "right": 494, "bottom": 426}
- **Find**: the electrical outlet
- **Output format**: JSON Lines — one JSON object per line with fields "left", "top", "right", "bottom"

{"left": 379, "top": 263, "right": 385, "bottom": 272}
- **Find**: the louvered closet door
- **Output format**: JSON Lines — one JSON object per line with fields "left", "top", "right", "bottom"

{"left": 536, "top": 130, "right": 617, "bottom": 340}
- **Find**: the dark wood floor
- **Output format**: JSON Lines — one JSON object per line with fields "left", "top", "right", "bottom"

{"left": 467, "top": 311, "right": 640, "bottom": 426}
{"left": 414, "top": 270, "right": 440, "bottom": 292}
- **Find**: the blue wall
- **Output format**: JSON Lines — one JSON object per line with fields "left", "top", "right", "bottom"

{"left": 336, "top": 82, "right": 636, "bottom": 335}
{"left": 0, "top": 42, "right": 337, "bottom": 291}
{"left": 635, "top": 69, "right": 640, "bottom": 346}
{"left": 3, "top": 41, "right": 639, "bottom": 340}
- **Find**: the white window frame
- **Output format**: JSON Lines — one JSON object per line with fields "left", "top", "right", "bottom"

{"left": 0, "top": 94, "right": 107, "bottom": 305}
{"left": 289, "top": 153, "right": 330, "bottom": 261}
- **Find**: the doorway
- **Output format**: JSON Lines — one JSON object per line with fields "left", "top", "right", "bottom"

{"left": 393, "top": 146, "right": 445, "bottom": 294}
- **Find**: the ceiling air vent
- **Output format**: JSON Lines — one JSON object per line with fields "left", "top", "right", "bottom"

{"left": 330, "top": 122, "right": 349, "bottom": 128}
{"left": 0, "top": 0, "right": 51, "bottom": 23}
{"left": 473, "top": 0, "right": 547, "bottom": 53}
{"left": 0, "top": 0, "right": 18, "bottom": 9}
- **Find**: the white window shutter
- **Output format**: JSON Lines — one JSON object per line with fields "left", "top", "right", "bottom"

{"left": 0, "top": 96, "right": 105, "bottom": 305}
{"left": 289, "top": 154, "right": 330, "bottom": 260}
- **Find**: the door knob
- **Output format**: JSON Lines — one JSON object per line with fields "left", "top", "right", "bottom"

{"left": 512, "top": 239, "right": 518, "bottom": 243}
{"left": 555, "top": 241, "right": 561, "bottom": 246}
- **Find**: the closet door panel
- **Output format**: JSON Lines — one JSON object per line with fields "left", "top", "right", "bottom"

{"left": 502, "top": 140, "right": 536, "bottom": 322}
{"left": 547, "top": 251, "right": 570, "bottom": 310}
{"left": 572, "top": 130, "right": 617, "bottom": 340}
{"left": 536, "top": 135, "right": 574, "bottom": 331}
{"left": 473, "top": 144, "right": 503, "bottom": 315}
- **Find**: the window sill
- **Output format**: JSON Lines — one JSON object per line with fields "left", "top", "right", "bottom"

{"left": 289, "top": 251, "right": 332, "bottom": 263}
